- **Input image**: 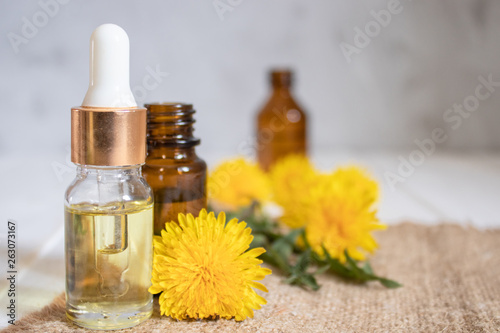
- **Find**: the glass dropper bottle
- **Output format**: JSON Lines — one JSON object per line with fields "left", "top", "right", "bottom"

{"left": 64, "top": 24, "right": 153, "bottom": 330}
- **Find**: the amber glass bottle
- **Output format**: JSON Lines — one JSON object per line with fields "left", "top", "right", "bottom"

{"left": 256, "top": 69, "right": 307, "bottom": 171}
{"left": 143, "top": 103, "right": 207, "bottom": 235}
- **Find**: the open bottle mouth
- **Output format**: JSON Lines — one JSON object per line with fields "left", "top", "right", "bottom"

{"left": 270, "top": 69, "right": 293, "bottom": 88}
{"left": 145, "top": 102, "right": 201, "bottom": 148}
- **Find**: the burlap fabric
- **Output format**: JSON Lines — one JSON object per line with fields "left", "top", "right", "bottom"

{"left": 3, "top": 223, "right": 500, "bottom": 332}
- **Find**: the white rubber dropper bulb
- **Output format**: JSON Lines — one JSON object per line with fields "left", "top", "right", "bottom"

{"left": 82, "top": 24, "right": 137, "bottom": 107}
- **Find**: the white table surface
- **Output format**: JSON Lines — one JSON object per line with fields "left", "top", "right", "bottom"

{"left": 1, "top": 149, "right": 499, "bottom": 328}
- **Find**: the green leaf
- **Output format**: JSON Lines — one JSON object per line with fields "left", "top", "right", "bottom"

{"left": 298, "top": 274, "right": 320, "bottom": 291}
{"left": 362, "top": 262, "right": 374, "bottom": 275}
{"left": 250, "top": 234, "right": 267, "bottom": 248}
{"left": 293, "top": 248, "right": 311, "bottom": 272}
{"left": 319, "top": 246, "right": 353, "bottom": 278}
{"left": 313, "top": 264, "right": 331, "bottom": 276}
{"left": 345, "top": 251, "right": 368, "bottom": 281}
{"left": 266, "top": 247, "right": 292, "bottom": 274}
{"left": 271, "top": 238, "right": 293, "bottom": 260}
{"left": 281, "top": 228, "right": 303, "bottom": 245}
{"left": 378, "top": 278, "right": 403, "bottom": 289}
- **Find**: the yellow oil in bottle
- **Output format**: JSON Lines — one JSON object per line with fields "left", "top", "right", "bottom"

{"left": 65, "top": 202, "right": 153, "bottom": 330}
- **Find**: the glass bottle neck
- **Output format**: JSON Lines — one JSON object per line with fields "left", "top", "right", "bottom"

{"left": 146, "top": 146, "right": 197, "bottom": 160}
{"left": 270, "top": 70, "right": 293, "bottom": 92}
{"left": 76, "top": 165, "right": 142, "bottom": 179}
{"left": 272, "top": 85, "right": 292, "bottom": 96}
{"left": 145, "top": 103, "right": 201, "bottom": 149}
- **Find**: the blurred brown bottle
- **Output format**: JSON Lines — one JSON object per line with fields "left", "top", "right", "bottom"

{"left": 143, "top": 103, "right": 207, "bottom": 235}
{"left": 256, "top": 69, "right": 307, "bottom": 171}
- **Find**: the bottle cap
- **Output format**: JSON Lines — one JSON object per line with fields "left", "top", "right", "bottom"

{"left": 71, "top": 24, "right": 146, "bottom": 166}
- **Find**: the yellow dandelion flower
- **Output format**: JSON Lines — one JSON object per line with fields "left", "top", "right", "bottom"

{"left": 149, "top": 209, "right": 272, "bottom": 321}
{"left": 304, "top": 179, "right": 386, "bottom": 263}
{"left": 269, "top": 154, "right": 321, "bottom": 228}
{"left": 270, "top": 154, "right": 317, "bottom": 206}
{"left": 208, "top": 158, "right": 271, "bottom": 209}
{"left": 329, "top": 166, "right": 379, "bottom": 209}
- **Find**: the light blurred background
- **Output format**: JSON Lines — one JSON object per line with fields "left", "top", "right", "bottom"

{"left": 1, "top": 0, "right": 500, "bottom": 325}
{"left": 2, "top": 0, "right": 500, "bottom": 155}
